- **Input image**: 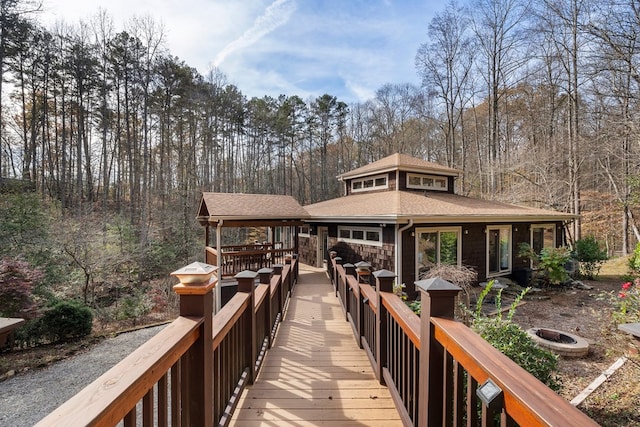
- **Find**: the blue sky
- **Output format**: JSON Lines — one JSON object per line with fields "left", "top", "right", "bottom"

{"left": 39, "top": 0, "right": 443, "bottom": 103}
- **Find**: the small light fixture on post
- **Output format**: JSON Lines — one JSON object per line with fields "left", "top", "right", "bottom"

{"left": 477, "top": 378, "right": 503, "bottom": 411}
{"left": 171, "top": 261, "right": 217, "bottom": 286}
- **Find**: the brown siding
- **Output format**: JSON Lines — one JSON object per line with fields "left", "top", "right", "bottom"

{"left": 461, "top": 223, "right": 486, "bottom": 280}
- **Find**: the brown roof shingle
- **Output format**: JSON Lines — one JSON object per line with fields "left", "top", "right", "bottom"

{"left": 199, "top": 192, "right": 309, "bottom": 221}
{"left": 338, "top": 153, "right": 462, "bottom": 180}
{"left": 304, "top": 191, "right": 575, "bottom": 223}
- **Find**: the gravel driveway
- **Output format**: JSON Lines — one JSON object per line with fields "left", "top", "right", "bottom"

{"left": 0, "top": 324, "right": 167, "bottom": 426}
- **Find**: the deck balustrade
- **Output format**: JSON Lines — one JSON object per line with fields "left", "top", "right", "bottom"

{"left": 329, "top": 257, "right": 599, "bottom": 427}
{"left": 206, "top": 244, "right": 295, "bottom": 277}
{"left": 36, "top": 248, "right": 599, "bottom": 426}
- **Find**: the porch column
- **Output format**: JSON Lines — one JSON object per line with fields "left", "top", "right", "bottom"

{"left": 172, "top": 263, "right": 217, "bottom": 426}
{"left": 374, "top": 269, "right": 396, "bottom": 384}
{"left": 236, "top": 270, "right": 258, "bottom": 384}
{"left": 415, "top": 277, "right": 461, "bottom": 427}
{"left": 258, "top": 268, "right": 273, "bottom": 348}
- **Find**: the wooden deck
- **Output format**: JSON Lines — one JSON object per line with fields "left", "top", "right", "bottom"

{"left": 230, "top": 266, "right": 402, "bottom": 426}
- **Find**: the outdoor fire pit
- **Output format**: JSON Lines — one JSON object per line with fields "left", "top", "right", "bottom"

{"left": 527, "top": 327, "right": 590, "bottom": 357}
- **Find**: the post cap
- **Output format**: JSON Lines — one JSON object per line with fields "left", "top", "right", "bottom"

{"left": 415, "top": 277, "right": 461, "bottom": 292}
{"left": 373, "top": 269, "right": 396, "bottom": 279}
{"left": 257, "top": 267, "right": 274, "bottom": 275}
{"left": 171, "top": 262, "right": 218, "bottom": 285}
{"left": 234, "top": 270, "right": 259, "bottom": 280}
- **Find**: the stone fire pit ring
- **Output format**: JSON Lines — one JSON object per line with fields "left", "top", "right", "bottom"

{"left": 526, "top": 327, "right": 590, "bottom": 358}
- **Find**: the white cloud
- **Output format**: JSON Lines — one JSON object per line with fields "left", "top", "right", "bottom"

{"left": 213, "top": 0, "right": 297, "bottom": 67}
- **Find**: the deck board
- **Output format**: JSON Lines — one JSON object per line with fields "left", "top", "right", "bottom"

{"left": 229, "top": 266, "right": 402, "bottom": 426}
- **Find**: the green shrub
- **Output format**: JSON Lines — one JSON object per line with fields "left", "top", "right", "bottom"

{"left": 40, "top": 300, "right": 93, "bottom": 343}
{"left": 573, "top": 236, "right": 608, "bottom": 279}
{"left": 629, "top": 242, "right": 640, "bottom": 274}
{"left": 471, "top": 282, "right": 561, "bottom": 391}
{"left": 519, "top": 243, "right": 571, "bottom": 286}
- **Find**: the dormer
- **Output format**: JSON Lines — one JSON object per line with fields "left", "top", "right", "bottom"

{"left": 337, "top": 153, "right": 462, "bottom": 196}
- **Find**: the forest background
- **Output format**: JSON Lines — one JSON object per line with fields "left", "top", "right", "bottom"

{"left": 1, "top": 0, "right": 639, "bottom": 325}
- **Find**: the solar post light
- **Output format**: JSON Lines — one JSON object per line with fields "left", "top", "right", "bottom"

{"left": 477, "top": 378, "right": 503, "bottom": 411}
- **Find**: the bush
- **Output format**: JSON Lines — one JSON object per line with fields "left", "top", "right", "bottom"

{"left": 40, "top": 300, "right": 93, "bottom": 343}
{"left": 629, "top": 242, "right": 640, "bottom": 274}
{"left": 573, "top": 236, "right": 608, "bottom": 279}
{"left": 519, "top": 243, "right": 571, "bottom": 286}
{"left": 0, "top": 257, "right": 42, "bottom": 318}
{"left": 470, "top": 282, "right": 561, "bottom": 391}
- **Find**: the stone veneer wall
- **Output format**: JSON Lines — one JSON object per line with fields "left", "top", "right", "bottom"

{"left": 327, "top": 237, "right": 395, "bottom": 272}
{"left": 297, "top": 235, "right": 317, "bottom": 266}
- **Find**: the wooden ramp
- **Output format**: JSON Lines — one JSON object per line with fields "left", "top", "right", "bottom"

{"left": 230, "top": 266, "right": 402, "bottom": 426}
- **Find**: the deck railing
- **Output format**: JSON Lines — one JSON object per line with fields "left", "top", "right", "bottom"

{"left": 205, "top": 244, "right": 296, "bottom": 277}
{"left": 37, "top": 258, "right": 297, "bottom": 427}
{"left": 330, "top": 257, "right": 599, "bottom": 427}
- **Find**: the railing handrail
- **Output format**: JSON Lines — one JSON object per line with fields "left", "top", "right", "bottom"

{"left": 212, "top": 291, "right": 251, "bottom": 349}
{"left": 431, "top": 316, "right": 599, "bottom": 427}
{"left": 36, "top": 315, "right": 202, "bottom": 426}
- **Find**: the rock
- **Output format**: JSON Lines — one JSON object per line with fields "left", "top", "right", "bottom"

{"left": 572, "top": 280, "right": 593, "bottom": 290}
{"left": 479, "top": 279, "right": 508, "bottom": 289}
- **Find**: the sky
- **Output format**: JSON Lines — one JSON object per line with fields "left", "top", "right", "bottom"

{"left": 38, "top": 0, "right": 442, "bottom": 104}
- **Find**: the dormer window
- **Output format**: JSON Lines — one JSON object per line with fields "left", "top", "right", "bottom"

{"left": 351, "top": 174, "right": 388, "bottom": 192}
{"left": 407, "top": 173, "right": 448, "bottom": 191}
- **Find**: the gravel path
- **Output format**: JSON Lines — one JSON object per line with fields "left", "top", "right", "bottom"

{"left": 0, "top": 324, "right": 167, "bottom": 426}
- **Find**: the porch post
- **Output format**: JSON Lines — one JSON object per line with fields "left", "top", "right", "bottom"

{"left": 258, "top": 267, "right": 273, "bottom": 348}
{"left": 236, "top": 270, "right": 258, "bottom": 384}
{"left": 333, "top": 257, "right": 342, "bottom": 296}
{"left": 374, "top": 269, "right": 396, "bottom": 384}
{"left": 415, "top": 277, "right": 461, "bottom": 427}
{"left": 172, "top": 264, "right": 217, "bottom": 426}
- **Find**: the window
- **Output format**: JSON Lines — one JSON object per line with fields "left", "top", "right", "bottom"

{"left": 406, "top": 173, "right": 448, "bottom": 191}
{"left": 416, "top": 227, "right": 461, "bottom": 279}
{"left": 530, "top": 224, "right": 556, "bottom": 267}
{"left": 338, "top": 226, "right": 382, "bottom": 246}
{"left": 487, "top": 226, "right": 511, "bottom": 276}
{"left": 351, "top": 174, "right": 388, "bottom": 192}
{"left": 299, "top": 225, "right": 311, "bottom": 238}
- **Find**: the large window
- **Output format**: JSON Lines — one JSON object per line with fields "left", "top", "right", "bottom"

{"left": 530, "top": 224, "right": 556, "bottom": 267}
{"left": 338, "top": 226, "right": 382, "bottom": 246}
{"left": 416, "top": 227, "right": 461, "bottom": 279}
{"left": 407, "top": 173, "right": 448, "bottom": 191}
{"left": 487, "top": 226, "right": 511, "bottom": 276}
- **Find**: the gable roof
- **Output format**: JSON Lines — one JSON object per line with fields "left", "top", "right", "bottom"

{"left": 198, "top": 192, "right": 309, "bottom": 225}
{"left": 304, "top": 191, "right": 575, "bottom": 224}
{"left": 338, "top": 153, "right": 462, "bottom": 180}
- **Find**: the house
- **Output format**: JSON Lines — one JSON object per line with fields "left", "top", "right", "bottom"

{"left": 298, "top": 153, "right": 575, "bottom": 296}
{"left": 197, "top": 153, "right": 575, "bottom": 300}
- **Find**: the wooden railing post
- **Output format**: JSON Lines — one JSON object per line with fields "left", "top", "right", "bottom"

{"left": 284, "top": 255, "right": 293, "bottom": 295}
{"left": 333, "top": 257, "right": 342, "bottom": 296}
{"left": 343, "top": 263, "right": 355, "bottom": 321}
{"left": 236, "top": 270, "right": 258, "bottom": 384}
{"left": 258, "top": 267, "right": 273, "bottom": 347}
{"left": 374, "top": 269, "right": 396, "bottom": 384}
{"left": 415, "top": 277, "right": 461, "bottom": 427}
{"left": 171, "top": 263, "right": 217, "bottom": 426}
{"left": 273, "top": 263, "right": 284, "bottom": 317}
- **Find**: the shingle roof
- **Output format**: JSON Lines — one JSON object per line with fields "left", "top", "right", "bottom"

{"left": 198, "top": 192, "right": 309, "bottom": 222}
{"left": 338, "top": 153, "right": 462, "bottom": 180}
{"left": 304, "top": 191, "right": 575, "bottom": 223}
